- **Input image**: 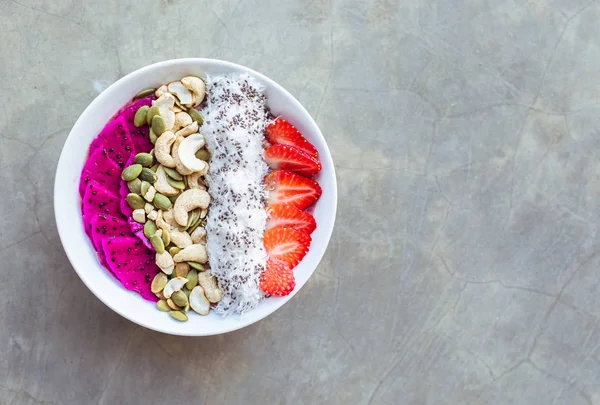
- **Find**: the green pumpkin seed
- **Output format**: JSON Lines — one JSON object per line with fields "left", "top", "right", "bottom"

{"left": 186, "top": 210, "right": 199, "bottom": 229}
{"left": 169, "top": 247, "right": 181, "bottom": 256}
{"left": 183, "top": 303, "right": 190, "bottom": 313}
{"left": 126, "top": 193, "right": 146, "bottom": 210}
{"left": 133, "top": 152, "right": 154, "bottom": 167}
{"left": 127, "top": 178, "right": 142, "bottom": 194}
{"left": 151, "top": 115, "right": 167, "bottom": 135}
{"left": 195, "top": 148, "right": 210, "bottom": 162}
{"left": 156, "top": 300, "right": 170, "bottom": 312}
{"left": 188, "top": 261, "right": 205, "bottom": 271}
{"left": 121, "top": 164, "right": 143, "bottom": 181}
{"left": 149, "top": 234, "right": 165, "bottom": 254}
{"left": 140, "top": 180, "right": 151, "bottom": 196}
{"left": 161, "top": 228, "right": 171, "bottom": 246}
{"left": 183, "top": 175, "right": 188, "bottom": 188}
{"left": 166, "top": 177, "right": 186, "bottom": 190}
{"left": 144, "top": 220, "right": 157, "bottom": 239}
{"left": 187, "top": 214, "right": 201, "bottom": 234}
{"left": 146, "top": 106, "right": 161, "bottom": 125}
{"left": 167, "top": 298, "right": 180, "bottom": 310}
{"left": 135, "top": 88, "right": 155, "bottom": 99}
{"left": 171, "top": 290, "right": 188, "bottom": 307}
{"left": 169, "top": 195, "right": 179, "bottom": 204}
{"left": 151, "top": 273, "right": 168, "bottom": 293}
{"left": 149, "top": 128, "right": 158, "bottom": 144}
{"left": 187, "top": 108, "right": 204, "bottom": 126}
{"left": 185, "top": 269, "right": 198, "bottom": 290}
{"left": 190, "top": 214, "right": 203, "bottom": 232}
{"left": 134, "top": 106, "right": 149, "bottom": 127}
{"left": 153, "top": 193, "right": 172, "bottom": 211}
{"left": 139, "top": 168, "right": 157, "bottom": 184}
{"left": 163, "top": 166, "right": 183, "bottom": 181}
{"left": 169, "top": 310, "right": 188, "bottom": 322}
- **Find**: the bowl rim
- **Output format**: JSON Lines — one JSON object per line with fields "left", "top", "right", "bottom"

{"left": 54, "top": 58, "right": 337, "bottom": 335}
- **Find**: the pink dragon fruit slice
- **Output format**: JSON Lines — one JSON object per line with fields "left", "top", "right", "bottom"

{"left": 79, "top": 148, "right": 122, "bottom": 197}
{"left": 120, "top": 97, "right": 154, "bottom": 153}
{"left": 89, "top": 214, "right": 133, "bottom": 252}
{"left": 82, "top": 182, "right": 122, "bottom": 237}
{"left": 101, "top": 237, "right": 160, "bottom": 301}
{"left": 88, "top": 214, "right": 133, "bottom": 266}
{"left": 89, "top": 116, "right": 135, "bottom": 169}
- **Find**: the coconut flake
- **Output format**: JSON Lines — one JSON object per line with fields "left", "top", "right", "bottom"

{"left": 200, "top": 74, "right": 270, "bottom": 316}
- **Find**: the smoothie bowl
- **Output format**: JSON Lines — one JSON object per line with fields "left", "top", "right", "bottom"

{"left": 54, "top": 59, "right": 337, "bottom": 336}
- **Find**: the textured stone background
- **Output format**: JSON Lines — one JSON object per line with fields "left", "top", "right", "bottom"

{"left": 2, "top": 0, "right": 600, "bottom": 404}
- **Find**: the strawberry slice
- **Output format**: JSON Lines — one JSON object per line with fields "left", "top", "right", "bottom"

{"left": 260, "top": 259, "right": 296, "bottom": 296}
{"left": 267, "top": 204, "right": 317, "bottom": 234}
{"left": 265, "top": 170, "right": 322, "bottom": 210}
{"left": 264, "top": 227, "right": 312, "bottom": 268}
{"left": 266, "top": 119, "right": 319, "bottom": 157}
{"left": 265, "top": 144, "right": 322, "bottom": 177}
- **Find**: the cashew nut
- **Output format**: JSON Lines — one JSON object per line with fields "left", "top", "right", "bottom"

{"left": 162, "top": 208, "right": 179, "bottom": 228}
{"left": 187, "top": 172, "right": 207, "bottom": 190}
{"left": 189, "top": 285, "right": 210, "bottom": 315}
{"left": 154, "top": 165, "right": 180, "bottom": 197}
{"left": 132, "top": 209, "right": 145, "bottom": 223}
{"left": 163, "top": 276, "right": 188, "bottom": 298}
{"left": 167, "top": 81, "right": 193, "bottom": 106}
{"left": 173, "top": 189, "right": 210, "bottom": 226}
{"left": 160, "top": 110, "right": 175, "bottom": 132}
{"left": 173, "top": 112, "right": 192, "bottom": 132}
{"left": 155, "top": 85, "right": 168, "bottom": 98}
{"left": 178, "top": 134, "right": 207, "bottom": 173}
{"left": 156, "top": 251, "right": 174, "bottom": 275}
{"left": 190, "top": 226, "right": 207, "bottom": 245}
{"left": 147, "top": 210, "right": 158, "bottom": 221}
{"left": 144, "top": 203, "right": 154, "bottom": 214}
{"left": 170, "top": 229, "right": 193, "bottom": 248}
{"left": 198, "top": 271, "right": 223, "bottom": 303}
{"left": 153, "top": 93, "right": 175, "bottom": 110}
{"left": 174, "top": 121, "right": 199, "bottom": 138}
{"left": 173, "top": 244, "right": 208, "bottom": 263}
{"left": 181, "top": 76, "right": 206, "bottom": 107}
{"left": 172, "top": 105, "right": 183, "bottom": 113}
{"left": 154, "top": 131, "right": 176, "bottom": 168}
{"left": 172, "top": 136, "right": 194, "bottom": 175}
{"left": 143, "top": 185, "right": 155, "bottom": 202}
{"left": 155, "top": 210, "right": 172, "bottom": 231}
{"left": 191, "top": 92, "right": 203, "bottom": 108}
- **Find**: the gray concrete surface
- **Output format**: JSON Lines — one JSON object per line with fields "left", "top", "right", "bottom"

{"left": 2, "top": 0, "right": 600, "bottom": 403}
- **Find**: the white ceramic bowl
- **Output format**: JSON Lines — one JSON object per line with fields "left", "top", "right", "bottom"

{"left": 54, "top": 58, "right": 337, "bottom": 336}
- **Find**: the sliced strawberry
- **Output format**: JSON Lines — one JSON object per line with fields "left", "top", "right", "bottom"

{"left": 264, "top": 227, "right": 312, "bottom": 268}
{"left": 265, "top": 170, "right": 322, "bottom": 210}
{"left": 265, "top": 144, "right": 321, "bottom": 177}
{"left": 266, "top": 119, "right": 318, "bottom": 157}
{"left": 267, "top": 204, "right": 317, "bottom": 234}
{"left": 260, "top": 259, "right": 296, "bottom": 296}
